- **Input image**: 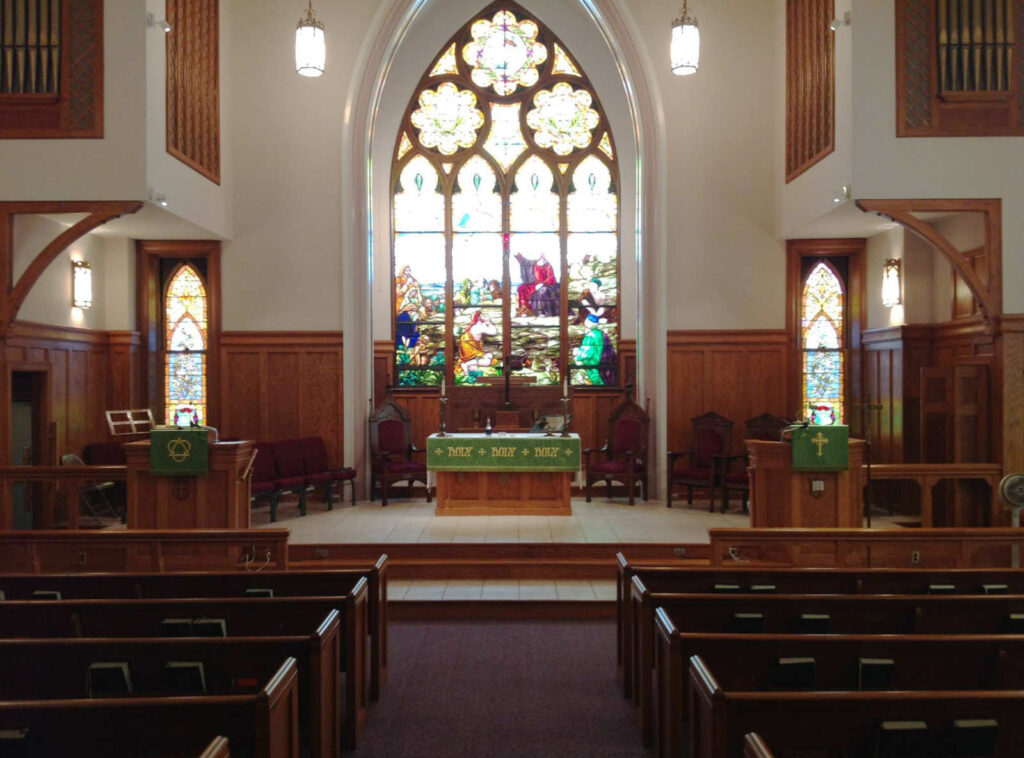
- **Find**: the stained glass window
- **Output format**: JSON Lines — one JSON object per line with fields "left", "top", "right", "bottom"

{"left": 393, "top": 5, "right": 619, "bottom": 389}
{"left": 801, "top": 261, "right": 845, "bottom": 424}
{"left": 164, "top": 264, "right": 208, "bottom": 425}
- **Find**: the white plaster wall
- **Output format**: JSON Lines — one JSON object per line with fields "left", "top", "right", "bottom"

{"left": 14, "top": 216, "right": 108, "bottom": 329}
{"left": 223, "top": 0, "right": 377, "bottom": 330}
{"left": 903, "top": 230, "right": 938, "bottom": 324}
{"left": 145, "top": 0, "right": 233, "bottom": 239}
{"left": 851, "top": 0, "right": 1024, "bottom": 313}
{"left": 865, "top": 225, "right": 903, "bottom": 329}
{"left": 630, "top": 0, "right": 784, "bottom": 329}
{"left": 102, "top": 236, "right": 136, "bottom": 330}
{"left": 0, "top": 0, "right": 147, "bottom": 200}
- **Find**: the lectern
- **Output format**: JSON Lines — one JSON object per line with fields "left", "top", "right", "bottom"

{"left": 747, "top": 438, "right": 865, "bottom": 527}
{"left": 124, "top": 439, "right": 254, "bottom": 529}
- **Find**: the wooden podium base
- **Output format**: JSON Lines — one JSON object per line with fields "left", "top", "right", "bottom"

{"left": 434, "top": 470, "right": 572, "bottom": 516}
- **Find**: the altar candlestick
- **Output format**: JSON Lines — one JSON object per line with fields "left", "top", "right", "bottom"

{"left": 563, "top": 376, "right": 568, "bottom": 397}
{"left": 441, "top": 375, "right": 446, "bottom": 397}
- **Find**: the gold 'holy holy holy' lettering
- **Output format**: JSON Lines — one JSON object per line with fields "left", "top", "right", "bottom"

{"left": 447, "top": 446, "right": 473, "bottom": 457}
{"left": 491, "top": 447, "right": 516, "bottom": 458}
{"left": 533, "top": 447, "right": 560, "bottom": 458}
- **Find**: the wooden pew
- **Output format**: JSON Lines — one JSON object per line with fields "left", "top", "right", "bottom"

{"left": 199, "top": 736, "right": 231, "bottom": 758}
{"left": 616, "top": 553, "right": 1024, "bottom": 698}
{"left": 743, "top": 733, "right": 773, "bottom": 758}
{"left": 689, "top": 655, "right": 1024, "bottom": 758}
{"left": 631, "top": 582, "right": 1024, "bottom": 746}
{"left": 0, "top": 589, "right": 369, "bottom": 749}
{"left": 0, "top": 615, "right": 341, "bottom": 758}
{"left": 0, "top": 657, "right": 299, "bottom": 758}
{"left": 655, "top": 609, "right": 1024, "bottom": 757}
{"left": 0, "top": 557, "right": 389, "bottom": 701}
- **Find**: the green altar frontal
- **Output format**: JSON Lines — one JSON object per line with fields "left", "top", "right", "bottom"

{"left": 790, "top": 424, "right": 849, "bottom": 471}
{"left": 150, "top": 427, "right": 209, "bottom": 476}
{"left": 427, "top": 433, "right": 581, "bottom": 472}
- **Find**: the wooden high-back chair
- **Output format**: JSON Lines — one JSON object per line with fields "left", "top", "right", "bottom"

{"left": 718, "top": 413, "right": 790, "bottom": 514}
{"left": 666, "top": 411, "right": 734, "bottom": 511}
{"left": 368, "top": 394, "right": 430, "bottom": 506}
{"left": 584, "top": 393, "right": 649, "bottom": 505}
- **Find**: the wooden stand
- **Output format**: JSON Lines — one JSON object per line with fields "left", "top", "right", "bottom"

{"left": 747, "top": 439, "right": 865, "bottom": 528}
{"left": 434, "top": 470, "right": 572, "bottom": 516}
{"left": 124, "top": 440, "right": 254, "bottom": 529}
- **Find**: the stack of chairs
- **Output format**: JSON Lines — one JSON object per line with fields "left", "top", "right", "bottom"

{"left": 0, "top": 556, "right": 390, "bottom": 757}
{"left": 250, "top": 436, "right": 356, "bottom": 522}
{"left": 616, "top": 553, "right": 1024, "bottom": 757}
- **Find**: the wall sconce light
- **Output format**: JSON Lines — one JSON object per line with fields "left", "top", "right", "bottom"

{"left": 296, "top": 0, "right": 326, "bottom": 77}
{"left": 882, "top": 258, "right": 902, "bottom": 307}
{"left": 829, "top": 11, "right": 851, "bottom": 31}
{"left": 72, "top": 260, "right": 93, "bottom": 310}
{"left": 670, "top": 0, "right": 700, "bottom": 76}
{"left": 146, "top": 12, "right": 171, "bottom": 33}
{"left": 832, "top": 185, "right": 851, "bottom": 204}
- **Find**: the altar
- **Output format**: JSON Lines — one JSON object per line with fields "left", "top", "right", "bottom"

{"left": 426, "top": 433, "right": 581, "bottom": 516}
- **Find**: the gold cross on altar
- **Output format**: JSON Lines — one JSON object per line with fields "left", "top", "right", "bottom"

{"left": 811, "top": 432, "right": 829, "bottom": 456}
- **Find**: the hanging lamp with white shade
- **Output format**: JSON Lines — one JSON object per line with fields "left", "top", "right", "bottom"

{"left": 296, "top": 0, "right": 326, "bottom": 77}
{"left": 670, "top": 0, "right": 700, "bottom": 76}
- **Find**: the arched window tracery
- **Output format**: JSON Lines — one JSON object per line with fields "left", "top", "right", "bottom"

{"left": 164, "top": 264, "right": 208, "bottom": 425}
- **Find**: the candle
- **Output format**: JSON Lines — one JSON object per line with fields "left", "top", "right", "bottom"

{"left": 441, "top": 375, "right": 446, "bottom": 396}
{"left": 563, "top": 376, "right": 568, "bottom": 396}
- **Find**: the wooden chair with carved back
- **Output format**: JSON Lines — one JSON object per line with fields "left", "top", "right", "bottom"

{"left": 584, "top": 390, "right": 649, "bottom": 506}
{"left": 666, "top": 412, "right": 733, "bottom": 511}
{"left": 718, "top": 413, "right": 790, "bottom": 514}
{"left": 368, "top": 392, "right": 431, "bottom": 506}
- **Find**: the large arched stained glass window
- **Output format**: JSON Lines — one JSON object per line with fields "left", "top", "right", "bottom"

{"left": 801, "top": 261, "right": 845, "bottom": 424}
{"left": 392, "top": 3, "right": 620, "bottom": 388}
{"left": 164, "top": 264, "right": 208, "bottom": 425}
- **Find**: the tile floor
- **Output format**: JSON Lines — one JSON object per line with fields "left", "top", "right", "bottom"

{"left": 252, "top": 495, "right": 752, "bottom": 544}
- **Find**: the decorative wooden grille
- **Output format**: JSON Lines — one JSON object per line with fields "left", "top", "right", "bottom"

{"left": 166, "top": 0, "right": 220, "bottom": 184}
{"left": 897, "top": 0, "right": 1024, "bottom": 136}
{"left": 0, "top": 0, "right": 61, "bottom": 94}
{"left": 786, "top": 0, "right": 835, "bottom": 183}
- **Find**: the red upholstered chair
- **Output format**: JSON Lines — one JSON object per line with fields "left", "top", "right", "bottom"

{"left": 584, "top": 395, "right": 649, "bottom": 505}
{"left": 368, "top": 396, "right": 430, "bottom": 506}
{"left": 251, "top": 442, "right": 282, "bottom": 522}
{"left": 298, "top": 436, "right": 356, "bottom": 507}
{"left": 666, "top": 412, "right": 734, "bottom": 511}
{"left": 719, "top": 413, "right": 790, "bottom": 514}
{"left": 269, "top": 439, "right": 310, "bottom": 517}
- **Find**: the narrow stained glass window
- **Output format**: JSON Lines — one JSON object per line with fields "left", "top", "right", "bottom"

{"left": 164, "top": 264, "right": 208, "bottom": 425}
{"left": 393, "top": 4, "right": 619, "bottom": 389}
{"left": 801, "top": 261, "right": 845, "bottom": 424}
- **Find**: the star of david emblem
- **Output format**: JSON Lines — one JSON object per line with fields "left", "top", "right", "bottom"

{"left": 166, "top": 437, "right": 192, "bottom": 463}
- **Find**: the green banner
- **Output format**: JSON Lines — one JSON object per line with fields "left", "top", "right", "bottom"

{"left": 150, "top": 428, "right": 209, "bottom": 476}
{"left": 791, "top": 424, "right": 849, "bottom": 471}
{"left": 427, "top": 433, "right": 580, "bottom": 472}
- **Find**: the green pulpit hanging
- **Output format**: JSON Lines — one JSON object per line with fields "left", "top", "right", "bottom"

{"left": 790, "top": 424, "right": 849, "bottom": 471}
{"left": 150, "top": 427, "right": 209, "bottom": 476}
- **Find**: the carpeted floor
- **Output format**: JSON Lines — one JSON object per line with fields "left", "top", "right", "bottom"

{"left": 351, "top": 619, "right": 652, "bottom": 757}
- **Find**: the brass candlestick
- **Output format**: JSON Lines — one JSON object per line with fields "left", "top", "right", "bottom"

{"left": 437, "top": 396, "right": 449, "bottom": 437}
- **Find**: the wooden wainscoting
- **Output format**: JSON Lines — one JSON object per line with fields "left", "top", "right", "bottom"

{"left": 219, "top": 332, "right": 344, "bottom": 465}
{"left": 1, "top": 321, "right": 140, "bottom": 462}
{"left": 666, "top": 331, "right": 788, "bottom": 456}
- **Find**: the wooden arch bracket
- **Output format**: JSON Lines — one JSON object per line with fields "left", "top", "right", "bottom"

{"left": 0, "top": 201, "right": 143, "bottom": 336}
{"left": 855, "top": 198, "right": 1003, "bottom": 330}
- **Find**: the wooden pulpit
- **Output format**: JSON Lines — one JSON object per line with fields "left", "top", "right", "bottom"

{"left": 747, "top": 439, "right": 865, "bottom": 528}
{"left": 124, "top": 439, "right": 254, "bottom": 529}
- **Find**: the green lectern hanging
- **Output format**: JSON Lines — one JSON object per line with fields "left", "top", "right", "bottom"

{"left": 150, "top": 427, "right": 209, "bottom": 476}
{"left": 790, "top": 424, "right": 849, "bottom": 472}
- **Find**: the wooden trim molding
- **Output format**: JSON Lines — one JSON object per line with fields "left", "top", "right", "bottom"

{"left": 0, "top": 0, "right": 104, "bottom": 138}
{"left": 166, "top": 0, "right": 220, "bottom": 183}
{"left": 0, "top": 201, "right": 143, "bottom": 336}
{"left": 786, "top": 0, "right": 835, "bottom": 182}
{"left": 856, "top": 198, "right": 1003, "bottom": 328}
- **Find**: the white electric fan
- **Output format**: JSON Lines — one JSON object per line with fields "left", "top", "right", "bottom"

{"left": 998, "top": 473, "right": 1024, "bottom": 567}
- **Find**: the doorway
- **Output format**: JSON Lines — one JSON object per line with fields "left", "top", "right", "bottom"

{"left": 11, "top": 370, "right": 48, "bottom": 529}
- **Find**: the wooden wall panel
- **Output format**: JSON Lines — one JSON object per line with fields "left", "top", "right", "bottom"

{"left": 166, "top": 0, "right": 220, "bottom": 183}
{"left": 667, "top": 331, "right": 789, "bottom": 456}
{"left": 219, "top": 332, "right": 344, "bottom": 466}
{"left": 1, "top": 321, "right": 124, "bottom": 463}
{"left": 786, "top": 0, "right": 835, "bottom": 181}
{"left": 107, "top": 331, "right": 143, "bottom": 411}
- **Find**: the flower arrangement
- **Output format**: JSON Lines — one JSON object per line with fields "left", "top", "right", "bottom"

{"left": 808, "top": 404, "right": 836, "bottom": 425}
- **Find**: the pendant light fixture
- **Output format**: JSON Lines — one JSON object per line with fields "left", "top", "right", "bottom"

{"left": 296, "top": 0, "right": 326, "bottom": 78}
{"left": 671, "top": 0, "right": 700, "bottom": 76}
